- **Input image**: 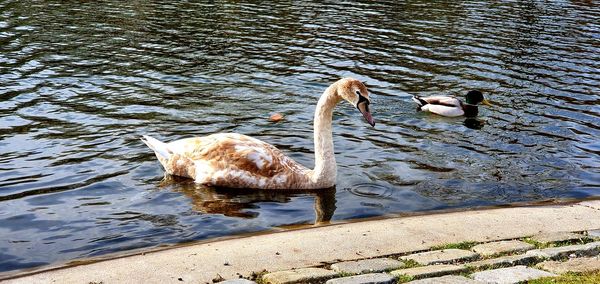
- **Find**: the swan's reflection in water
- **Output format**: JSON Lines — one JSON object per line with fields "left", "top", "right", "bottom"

{"left": 159, "top": 176, "right": 337, "bottom": 224}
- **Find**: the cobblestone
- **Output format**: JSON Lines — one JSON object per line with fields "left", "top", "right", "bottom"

{"left": 471, "top": 240, "right": 534, "bottom": 257}
{"left": 465, "top": 254, "right": 538, "bottom": 269}
{"left": 262, "top": 268, "right": 338, "bottom": 284}
{"left": 220, "top": 279, "right": 257, "bottom": 284}
{"left": 587, "top": 229, "right": 600, "bottom": 239}
{"left": 537, "top": 256, "right": 600, "bottom": 274}
{"left": 530, "top": 232, "right": 585, "bottom": 244}
{"left": 390, "top": 265, "right": 468, "bottom": 279}
{"left": 330, "top": 258, "right": 404, "bottom": 274}
{"left": 526, "top": 241, "right": 600, "bottom": 260}
{"left": 406, "top": 275, "right": 482, "bottom": 283}
{"left": 471, "top": 265, "right": 556, "bottom": 284}
{"left": 400, "top": 249, "right": 479, "bottom": 265}
{"left": 325, "top": 273, "right": 395, "bottom": 284}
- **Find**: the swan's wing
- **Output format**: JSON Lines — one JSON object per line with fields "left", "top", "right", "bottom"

{"left": 421, "top": 104, "right": 465, "bottom": 117}
{"left": 167, "top": 133, "right": 309, "bottom": 188}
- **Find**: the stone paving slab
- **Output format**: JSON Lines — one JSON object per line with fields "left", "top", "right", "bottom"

{"left": 465, "top": 254, "right": 538, "bottom": 269}
{"left": 390, "top": 264, "right": 468, "bottom": 279}
{"left": 262, "top": 268, "right": 338, "bottom": 284}
{"left": 471, "top": 240, "right": 534, "bottom": 257}
{"left": 588, "top": 229, "right": 600, "bottom": 239}
{"left": 330, "top": 258, "right": 404, "bottom": 274}
{"left": 529, "top": 232, "right": 585, "bottom": 244}
{"left": 526, "top": 241, "right": 600, "bottom": 260}
{"left": 537, "top": 256, "right": 600, "bottom": 274}
{"left": 579, "top": 200, "right": 600, "bottom": 210}
{"left": 325, "top": 273, "right": 395, "bottom": 284}
{"left": 406, "top": 275, "right": 483, "bottom": 283}
{"left": 471, "top": 265, "right": 556, "bottom": 284}
{"left": 220, "top": 279, "right": 258, "bottom": 284}
{"left": 400, "top": 249, "right": 479, "bottom": 265}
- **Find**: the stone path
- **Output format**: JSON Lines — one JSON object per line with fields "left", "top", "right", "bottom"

{"left": 253, "top": 230, "right": 600, "bottom": 284}
{"left": 5, "top": 201, "right": 600, "bottom": 284}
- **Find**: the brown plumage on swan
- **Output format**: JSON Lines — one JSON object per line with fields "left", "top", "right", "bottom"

{"left": 142, "top": 78, "right": 375, "bottom": 190}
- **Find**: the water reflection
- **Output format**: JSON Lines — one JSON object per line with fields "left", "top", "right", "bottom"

{"left": 160, "top": 176, "right": 336, "bottom": 224}
{"left": 463, "top": 118, "right": 485, "bottom": 130}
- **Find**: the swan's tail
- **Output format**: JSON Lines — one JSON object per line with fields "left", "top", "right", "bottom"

{"left": 141, "top": 135, "right": 195, "bottom": 179}
{"left": 141, "top": 135, "right": 172, "bottom": 160}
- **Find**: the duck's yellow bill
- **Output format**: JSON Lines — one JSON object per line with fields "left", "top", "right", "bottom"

{"left": 482, "top": 99, "right": 493, "bottom": 107}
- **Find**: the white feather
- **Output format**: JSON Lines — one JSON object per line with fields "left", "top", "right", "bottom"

{"left": 421, "top": 104, "right": 465, "bottom": 117}
{"left": 412, "top": 96, "right": 425, "bottom": 106}
{"left": 423, "top": 96, "right": 461, "bottom": 107}
{"left": 141, "top": 135, "right": 172, "bottom": 160}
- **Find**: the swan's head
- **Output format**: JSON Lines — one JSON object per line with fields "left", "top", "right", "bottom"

{"left": 337, "top": 78, "right": 375, "bottom": 127}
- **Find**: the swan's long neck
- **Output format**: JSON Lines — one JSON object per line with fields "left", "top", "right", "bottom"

{"left": 310, "top": 83, "right": 341, "bottom": 187}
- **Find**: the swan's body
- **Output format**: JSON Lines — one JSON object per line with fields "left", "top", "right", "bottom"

{"left": 412, "top": 90, "right": 491, "bottom": 117}
{"left": 142, "top": 78, "right": 374, "bottom": 190}
{"left": 142, "top": 133, "right": 315, "bottom": 189}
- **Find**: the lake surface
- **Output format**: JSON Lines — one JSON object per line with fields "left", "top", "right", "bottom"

{"left": 1, "top": 0, "right": 599, "bottom": 273}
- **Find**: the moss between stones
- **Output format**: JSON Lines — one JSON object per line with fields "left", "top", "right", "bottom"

{"left": 394, "top": 274, "right": 414, "bottom": 283}
{"left": 527, "top": 272, "right": 600, "bottom": 284}
{"left": 553, "top": 237, "right": 595, "bottom": 247}
{"left": 251, "top": 269, "right": 269, "bottom": 284}
{"left": 336, "top": 271, "right": 355, "bottom": 278}
{"left": 429, "top": 241, "right": 479, "bottom": 251}
{"left": 522, "top": 236, "right": 595, "bottom": 249}
{"left": 400, "top": 259, "right": 422, "bottom": 268}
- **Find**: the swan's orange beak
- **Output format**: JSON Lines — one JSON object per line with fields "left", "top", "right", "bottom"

{"left": 357, "top": 100, "right": 375, "bottom": 127}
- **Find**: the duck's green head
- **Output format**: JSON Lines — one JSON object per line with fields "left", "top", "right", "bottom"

{"left": 465, "top": 90, "right": 492, "bottom": 106}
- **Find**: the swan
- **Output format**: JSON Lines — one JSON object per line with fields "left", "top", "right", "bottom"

{"left": 412, "top": 90, "right": 492, "bottom": 117}
{"left": 141, "top": 78, "right": 375, "bottom": 190}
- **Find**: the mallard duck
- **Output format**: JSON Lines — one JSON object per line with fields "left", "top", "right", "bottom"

{"left": 412, "top": 90, "right": 492, "bottom": 117}
{"left": 141, "top": 78, "right": 375, "bottom": 190}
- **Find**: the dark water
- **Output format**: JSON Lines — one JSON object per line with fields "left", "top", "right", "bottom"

{"left": 1, "top": 0, "right": 599, "bottom": 273}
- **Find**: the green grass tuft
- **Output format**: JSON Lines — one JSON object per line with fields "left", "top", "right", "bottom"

{"left": 250, "top": 269, "right": 269, "bottom": 284}
{"left": 336, "top": 271, "right": 355, "bottom": 278}
{"left": 554, "top": 236, "right": 595, "bottom": 247}
{"left": 527, "top": 272, "right": 600, "bottom": 284}
{"left": 394, "top": 274, "right": 414, "bottom": 283}
{"left": 430, "top": 241, "right": 479, "bottom": 251}
{"left": 522, "top": 236, "right": 595, "bottom": 249}
{"left": 400, "top": 259, "right": 422, "bottom": 268}
{"left": 522, "top": 238, "right": 546, "bottom": 249}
